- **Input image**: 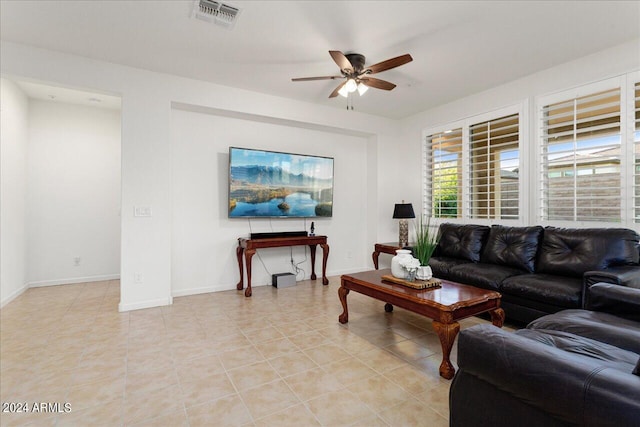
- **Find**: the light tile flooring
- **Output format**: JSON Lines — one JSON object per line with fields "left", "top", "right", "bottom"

{"left": 1, "top": 277, "right": 512, "bottom": 426}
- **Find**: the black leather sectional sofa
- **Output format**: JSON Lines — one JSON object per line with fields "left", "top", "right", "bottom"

{"left": 427, "top": 223, "right": 640, "bottom": 324}
{"left": 450, "top": 282, "right": 640, "bottom": 426}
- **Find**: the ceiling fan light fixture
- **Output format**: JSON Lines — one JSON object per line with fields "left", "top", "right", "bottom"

{"left": 345, "top": 78, "right": 358, "bottom": 93}
{"left": 292, "top": 50, "right": 413, "bottom": 101}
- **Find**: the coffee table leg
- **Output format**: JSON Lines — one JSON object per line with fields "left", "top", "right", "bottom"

{"left": 490, "top": 308, "right": 505, "bottom": 328}
{"left": 432, "top": 320, "right": 460, "bottom": 380}
{"left": 338, "top": 285, "right": 350, "bottom": 324}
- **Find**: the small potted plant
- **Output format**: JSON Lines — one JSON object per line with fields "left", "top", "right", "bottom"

{"left": 412, "top": 216, "right": 440, "bottom": 280}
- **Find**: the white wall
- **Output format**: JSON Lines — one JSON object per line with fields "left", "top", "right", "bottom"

{"left": 0, "top": 79, "right": 29, "bottom": 306}
{"left": 171, "top": 109, "right": 370, "bottom": 295}
{"left": 1, "top": 41, "right": 401, "bottom": 311}
{"left": 400, "top": 38, "right": 640, "bottom": 229}
{"left": 26, "top": 100, "right": 121, "bottom": 286}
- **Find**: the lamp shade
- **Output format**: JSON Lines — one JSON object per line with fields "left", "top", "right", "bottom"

{"left": 392, "top": 203, "right": 415, "bottom": 219}
{"left": 357, "top": 82, "right": 369, "bottom": 96}
{"left": 345, "top": 78, "right": 358, "bottom": 93}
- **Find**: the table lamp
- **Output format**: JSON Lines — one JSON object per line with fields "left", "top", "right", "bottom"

{"left": 393, "top": 202, "right": 415, "bottom": 247}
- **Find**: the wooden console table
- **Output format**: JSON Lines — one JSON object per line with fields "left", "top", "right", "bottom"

{"left": 236, "top": 236, "right": 329, "bottom": 297}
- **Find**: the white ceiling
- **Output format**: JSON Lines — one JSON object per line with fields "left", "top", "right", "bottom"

{"left": 1, "top": 0, "right": 639, "bottom": 119}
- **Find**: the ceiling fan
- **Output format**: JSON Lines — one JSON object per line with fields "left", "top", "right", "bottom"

{"left": 292, "top": 50, "right": 413, "bottom": 98}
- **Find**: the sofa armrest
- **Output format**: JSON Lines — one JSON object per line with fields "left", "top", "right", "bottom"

{"left": 583, "top": 265, "right": 640, "bottom": 289}
{"left": 585, "top": 282, "right": 640, "bottom": 321}
{"left": 455, "top": 325, "right": 640, "bottom": 426}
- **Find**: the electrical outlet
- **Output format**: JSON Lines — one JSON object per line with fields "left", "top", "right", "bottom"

{"left": 134, "top": 206, "right": 152, "bottom": 217}
{"left": 134, "top": 273, "right": 143, "bottom": 284}
{"left": 74, "top": 256, "right": 81, "bottom": 266}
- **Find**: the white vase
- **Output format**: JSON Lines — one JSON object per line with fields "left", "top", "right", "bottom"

{"left": 416, "top": 265, "right": 433, "bottom": 281}
{"left": 391, "top": 249, "right": 412, "bottom": 279}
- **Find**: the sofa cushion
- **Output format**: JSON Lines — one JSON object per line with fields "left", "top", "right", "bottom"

{"left": 537, "top": 227, "right": 640, "bottom": 277}
{"left": 481, "top": 225, "right": 542, "bottom": 273}
{"left": 436, "top": 223, "right": 489, "bottom": 262}
{"left": 527, "top": 309, "right": 640, "bottom": 354}
{"left": 428, "top": 256, "right": 470, "bottom": 279}
{"left": 516, "top": 329, "right": 639, "bottom": 374}
{"left": 448, "top": 263, "right": 523, "bottom": 291}
{"left": 501, "top": 274, "right": 582, "bottom": 309}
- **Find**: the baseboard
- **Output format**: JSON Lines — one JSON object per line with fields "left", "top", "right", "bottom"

{"left": 171, "top": 268, "right": 366, "bottom": 299}
{"left": 28, "top": 274, "right": 120, "bottom": 288}
{"left": 172, "top": 282, "right": 238, "bottom": 297}
{"left": 0, "top": 283, "right": 29, "bottom": 308}
{"left": 118, "top": 296, "right": 173, "bottom": 312}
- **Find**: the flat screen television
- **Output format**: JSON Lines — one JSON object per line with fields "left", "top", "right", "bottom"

{"left": 228, "top": 147, "right": 334, "bottom": 218}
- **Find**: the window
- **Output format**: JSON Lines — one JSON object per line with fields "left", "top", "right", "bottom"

{"left": 469, "top": 114, "right": 520, "bottom": 220}
{"left": 423, "top": 73, "right": 637, "bottom": 226}
{"left": 540, "top": 88, "right": 621, "bottom": 222}
{"left": 424, "top": 107, "right": 521, "bottom": 221}
{"left": 426, "top": 128, "right": 463, "bottom": 218}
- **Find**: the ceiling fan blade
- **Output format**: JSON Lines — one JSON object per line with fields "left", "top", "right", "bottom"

{"left": 292, "top": 76, "right": 342, "bottom": 82}
{"left": 329, "top": 81, "right": 347, "bottom": 98}
{"left": 365, "top": 54, "right": 413, "bottom": 74}
{"left": 360, "top": 77, "right": 396, "bottom": 91}
{"left": 329, "top": 51, "right": 353, "bottom": 73}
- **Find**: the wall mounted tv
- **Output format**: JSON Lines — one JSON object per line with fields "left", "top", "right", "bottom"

{"left": 228, "top": 147, "right": 334, "bottom": 218}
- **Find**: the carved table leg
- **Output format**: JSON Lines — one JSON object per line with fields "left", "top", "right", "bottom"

{"left": 244, "top": 249, "right": 255, "bottom": 297}
{"left": 338, "top": 285, "right": 350, "bottom": 324}
{"left": 490, "top": 308, "right": 505, "bottom": 328}
{"left": 432, "top": 320, "right": 461, "bottom": 380}
{"left": 309, "top": 244, "right": 317, "bottom": 280}
{"left": 372, "top": 250, "right": 380, "bottom": 269}
{"left": 321, "top": 243, "right": 329, "bottom": 285}
{"left": 236, "top": 245, "right": 244, "bottom": 290}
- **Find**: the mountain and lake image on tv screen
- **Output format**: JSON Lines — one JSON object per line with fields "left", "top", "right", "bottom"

{"left": 228, "top": 147, "right": 334, "bottom": 218}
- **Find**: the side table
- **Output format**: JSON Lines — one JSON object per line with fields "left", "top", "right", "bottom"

{"left": 372, "top": 242, "right": 411, "bottom": 269}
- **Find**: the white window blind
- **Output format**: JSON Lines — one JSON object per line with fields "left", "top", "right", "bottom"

{"left": 540, "top": 88, "right": 621, "bottom": 222}
{"left": 427, "top": 129, "right": 463, "bottom": 218}
{"left": 469, "top": 114, "right": 519, "bottom": 220}
{"left": 634, "top": 82, "right": 640, "bottom": 222}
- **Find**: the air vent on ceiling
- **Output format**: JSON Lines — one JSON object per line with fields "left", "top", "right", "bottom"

{"left": 192, "top": 0, "right": 241, "bottom": 29}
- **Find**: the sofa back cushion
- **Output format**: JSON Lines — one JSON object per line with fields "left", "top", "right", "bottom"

{"left": 480, "top": 225, "right": 542, "bottom": 273}
{"left": 537, "top": 227, "right": 640, "bottom": 277}
{"left": 436, "top": 223, "right": 490, "bottom": 262}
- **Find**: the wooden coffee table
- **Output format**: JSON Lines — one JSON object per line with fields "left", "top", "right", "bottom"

{"left": 338, "top": 269, "right": 504, "bottom": 379}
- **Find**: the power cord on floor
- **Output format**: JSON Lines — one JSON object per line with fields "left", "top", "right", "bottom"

{"left": 290, "top": 246, "right": 307, "bottom": 281}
